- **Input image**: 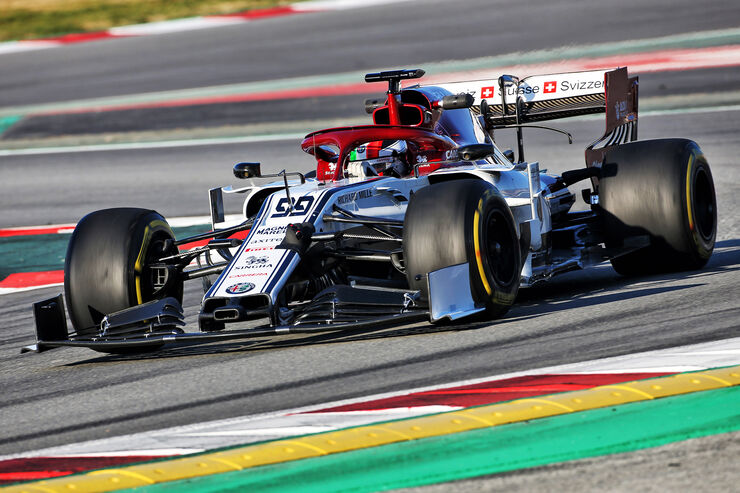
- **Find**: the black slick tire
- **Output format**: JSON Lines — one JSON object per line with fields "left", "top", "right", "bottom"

{"left": 404, "top": 179, "right": 521, "bottom": 319}
{"left": 64, "top": 208, "right": 181, "bottom": 336}
{"left": 599, "top": 138, "right": 716, "bottom": 275}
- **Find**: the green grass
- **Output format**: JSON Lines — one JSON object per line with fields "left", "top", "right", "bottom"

{"left": 0, "top": 0, "right": 300, "bottom": 42}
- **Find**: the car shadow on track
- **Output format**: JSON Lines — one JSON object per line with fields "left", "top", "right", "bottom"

{"left": 705, "top": 238, "right": 740, "bottom": 267}
{"left": 69, "top": 283, "right": 701, "bottom": 364}
{"left": 68, "top": 322, "right": 466, "bottom": 364}
{"left": 67, "top": 239, "right": 740, "bottom": 364}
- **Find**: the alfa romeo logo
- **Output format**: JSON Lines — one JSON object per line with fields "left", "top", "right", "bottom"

{"left": 245, "top": 255, "right": 269, "bottom": 265}
{"left": 226, "top": 282, "right": 255, "bottom": 294}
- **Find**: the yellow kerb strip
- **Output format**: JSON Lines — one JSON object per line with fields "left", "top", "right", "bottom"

{"left": 686, "top": 154, "right": 695, "bottom": 231}
{"left": 4, "top": 366, "right": 739, "bottom": 493}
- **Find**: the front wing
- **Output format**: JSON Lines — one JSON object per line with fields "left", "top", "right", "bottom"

{"left": 23, "top": 264, "right": 481, "bottom": 354}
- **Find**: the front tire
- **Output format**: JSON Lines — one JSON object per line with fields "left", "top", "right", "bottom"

{"left": 404, "top": 179, "right": 521, "bottom": 319}
{"left": 599, "top": 139, "right": 717, "bottom": 275}
{"left": 64, "top": 208, "right": 181, "bottom": 335}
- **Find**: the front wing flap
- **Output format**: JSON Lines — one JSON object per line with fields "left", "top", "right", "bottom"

{"left": 23, "top": 292, "right": 427, "bottom": 353}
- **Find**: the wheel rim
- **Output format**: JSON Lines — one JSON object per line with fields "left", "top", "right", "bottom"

{"left": 139, "top": 231, "right": 177, "bottom": 301}
{"left": 484, "top": 209, "right": 518, "bottom": 286}
{"left": 693, "top": 166, "right": 715, "bottom": 242}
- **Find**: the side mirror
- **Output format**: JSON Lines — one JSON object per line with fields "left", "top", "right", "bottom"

{"left": 458, "top": 143, "right": 495, "bottom": 161}
{"left": 234, "top": 162, "right": 261, "bottom": 179}
{"left": 364, "top": 97, "right": 385, "bottom": 114}
{"left": 503, "top": 149, "right": 515, "bottom": 163}
{"left": 499, "top": 74, "right": 519, "bottom": 86}
{"left": 439, "top": 93, "right": 475, "bottom": 110}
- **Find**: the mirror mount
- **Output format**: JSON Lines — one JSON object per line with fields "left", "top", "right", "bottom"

{"left": 234, "top": 162, "right": 306, "bottom": 184}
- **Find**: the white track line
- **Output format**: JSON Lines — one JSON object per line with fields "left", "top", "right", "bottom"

{"left": 3, "top": 102, "right": 740, "bottom": 157}
{"left": 0, "top": 214, "right": 241, "bottom": 234}
{"left": 0, "top": 101, "right": 734, "bottom": 158}
{"left": 0, "top": 133, "right": 305, "bottom": 157}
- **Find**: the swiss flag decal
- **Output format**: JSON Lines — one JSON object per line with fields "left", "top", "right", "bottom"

{"left": 480, "top": 86, "right": 496, "bottom": 98}
{"left": 543, "top": 81, "right": 557, "bottom": 93}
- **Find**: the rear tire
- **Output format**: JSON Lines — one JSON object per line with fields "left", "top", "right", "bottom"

{"left": 599, "top": 139, "right": 716, "bottom": 275}
{"left": 404, "top": 179, "right": 521, "bottom": 319}
{"left": 64, "top": 208, "right": 181, "bottom": 336}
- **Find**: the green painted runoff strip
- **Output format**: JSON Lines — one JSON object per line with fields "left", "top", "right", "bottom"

{"left": 0, "top": 234, "right": 67, "bottom": 280}
{"left": 0, "top": 225, "right": 209, "bottom": 281}
{"left": 126, "top": 386, "right": 740, "bottom": 493}
{"left": 0, "top": 115, "right": 22, "bottom": 135}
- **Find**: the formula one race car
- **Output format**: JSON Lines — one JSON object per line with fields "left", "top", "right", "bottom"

{"left": 25, "top": 67, "right": 716, "bottom": 354}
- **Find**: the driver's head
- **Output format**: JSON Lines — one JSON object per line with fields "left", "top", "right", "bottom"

{"left": 350, "top": 140, "right": 409, "bottom": 177}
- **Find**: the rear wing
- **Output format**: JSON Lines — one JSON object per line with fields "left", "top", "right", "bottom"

{"left": 427, "top": 67, "right": 639, "bottom": 167}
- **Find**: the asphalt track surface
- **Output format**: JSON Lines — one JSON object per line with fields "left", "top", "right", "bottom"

{"left": 1, "top": 0, "right": 739, "bottom": 488}
{"left": 1, "top": 0, "right": 740, "bottom": 106}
